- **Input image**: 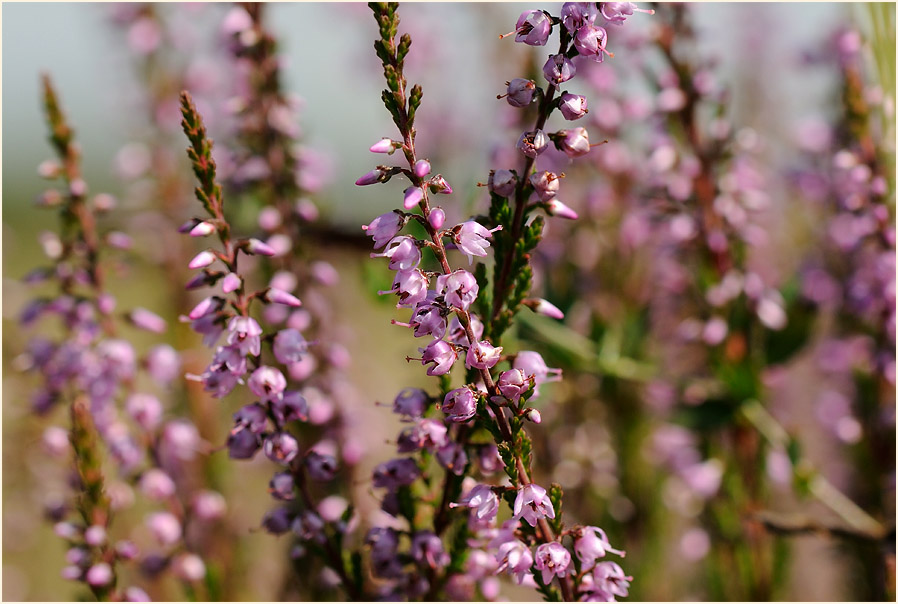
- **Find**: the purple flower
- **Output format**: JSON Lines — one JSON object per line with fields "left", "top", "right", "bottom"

{"left": 139, "top": 469, "right": 176, "bottom": 501}
{"left": 386, "top": 268, "right": 429, "bottom": 308}
{"left": 556, "top": 127, "right": 591, "bottom": 157}
{"left": 412, "top": 531, "right": 450, "bottom": 569}
{"left": 234, "top": 403, "right": 268, "bottom": 433}
{"left": 398, "top": 418, "right": 448, "bottom": 452}
{"left": 574, "top": 25, "right": 611, "bottom": 62}
{"left": 512, "top": 10, "right": 552, "bottom": 46}
{"left": 559, "top": 93, "right": 589, "bottom": 120}
{"left": 517, "top": 129, "right": 549, "bottom": 158}
{"left": 436, "top": 442, "right": 468, "bottom": 475}
{"left": 448, "top": 314, "right": 484, "bottom": 346}
{"left": 428, "top": 174, "right": 453, "bottom": 195}
{"left": 514, "top": 351, "right": 562, "bottom": 385}
{"left": 226, "top": 316, "right": 262, "bottom": 356}
{"left": 420, "top": 339, "right": 457, "bottom": 376}
{"left": 442, "top": 387, "right": 478, "bottom": 422}
{"left": 497, "top": 368, "right": 531, "bottom": 402}
{"left": 363, "top": 211, "right": 405, "bottom": 249}
{"left": 450, "top": 484, "right": 499, "bottom": 522}
{"left": 273, "top": 328, "right": 307, "bottom": 364}
{"left": 408, "top": 303, "right": 447, "bottom": 339}
{"left": 371, "top": 236, "right": 421, "bottom": 271}
{"left": 504, "top": 78, "right": 537, "bottom": 108}
{"left": 372, "top": 458, "right": 420, "bottom": 489}
{"left": 393, "top": 388, "right": 429, "bottom": 417}
{"left": 228, "top": 426, "right": 261, "bottom": 459}
{"left": 269, "top": 472, "right": 296, "bottom": 500}
{"left": 437, "top": 269, "right": 479, "bottom": 310}
{"left": 465, "top": 340, "right": 502, "bottom": 370}
{"left": 488, "top": 169, "right": 517, "bottom": 197}
{"left": 591, "top": 561, "right": 632, "bottom": 598}
{"left": 601, "top": 2, "right": 653, "bottom": 24}
{"left": 529, "top": 171, "right": 561, "bottom": 202}
{"left": 513, "top": 483, "right": 555, "bottom": 526}
{"left": 261, "top": 507, "right": 293, "bottom": 534}
{"left": 543, "top": 54, "right": 576, "bottom": 85}
{"left": 271, "top": 390, "right": 309, "bottom": 423}
{"left": 247, "top": 366, "right": 287, "bottom": 402}
{"left": 574, "top": 526, "right": 625, "bottom": 567}
{"left": 268, "top": 288, "right": 302, "bottom": 307}
{"left": 535, "top": 542, "right": 572, "bottom": 584}
{"left": 264, "top": 432, "right": 300, "bottom": 465}
{"left": 86, "top": 563, "right": 113, "bottom": 587}
{"left": 496, "top": 539, "right": 534, "bottom": 585}
{"left": 523, "top": 297, "right": 565, "bottom": 319}
{"left": 454, "top": 221, "right": 501, "bottom": 264}
{"left": 561, "top": 2, "right": 598, "bottom": 33}
{"left": 306, "top": 451, "right": 338, "bottom": 481}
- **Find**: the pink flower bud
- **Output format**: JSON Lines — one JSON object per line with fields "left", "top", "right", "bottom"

{"left": 414, "top": 159, "right": 431, "bottom": 178}
{"left": 146, "top": 511, "right": 182, "bottom": 546}
{"left": 222, "top": 272, "right": 242, "bottom": 293}
{"left": 369, "top": 138, "right": 395, "bottom": 153}
{"left": 37, "top": 160, "right": 61, "bottom": 179}
{"left": 86, "top": 563, "right": 113, "bottom": 587}
{"left": 107, "top": 231, "right": 133, "bottom": 250}
{"left": 546, "top": 199, "right": 579, "bottom": 220}
{"left": 190, "top": 221, "right": 215, "bottom": 237}
{"left": 172, "top": 553, "right": 206, "bottom": 582}
{"left": 188, "top": 296, "right": 219, "bottom": 320}
{"left": 525, "top": 408, "right": 542, "bottom": 423}
{"left": 188, "top": 250, "right": 216, "bottom": 269}
{"left": 84, "top": 525, "right": 107, "bottom": 547}
{"left": 269, "top": 288, "right": 302, "bottom": 307}
{"left": 429, "top": 208, "right": 446, "bottom": 230}
{"left": 246, "top": 238, "right": 276, "bottom": 256}
{"left": 430, "top": 175, "right": 453, "bottom": 194}
{"left": 356, "top": 167, "right": 386, "bottom": 186}
{"left": 129, "top": 307, "right": 166, "bottom": 333}
{"left": 93, "top": 193, "right": 117, "bottom": 212}
{"left": 522, "top": 298, "right": 562, "bottom": 320}
{"left": 404, "top": 186, "right": 425, "bottom": 209}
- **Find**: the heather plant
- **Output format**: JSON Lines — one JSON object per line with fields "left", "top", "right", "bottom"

{"left": 352, "top": 3, "right": 642, "bottom": 600}
{"left": 19, "top": 76, "right": 222, "bottom": 601}
{"left": 6, "top": 3, "right": 896, "bottom": 602}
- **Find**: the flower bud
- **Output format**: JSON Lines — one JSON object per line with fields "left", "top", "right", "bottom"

{"left": 429, "top": 175, "right": 453, "bottom": 194}
{"left": 429, "top": 208, "right": 446, "bottom": 230}
{"left": 543, "top": 54, "right": 576, "bottom": 85}
{"left": 189, "top": 221, "right": 215, "bottom": 237}
{"left": 403, "top": 186, "right": 424, "bottom": 209}
{"left": 355, "top": 167, "right": 386, "bottom": 186}
{"left": 369, "top": 138, "right": 396, "bottom": 154}
{"left": 546, "top": 199, "right": 579, "bottom": 220}
{"left": 222, "top": 272, "right": 242, "bottom": 293}
{"left": 246, "top": 238, "right": 276, "bottom": 256}
{"left": 86, "top": 563, "right": 113, "bottom": 587}
{"left": 188, "top": 250, "right": 216, "bottom": 269}
{"left": 516, "top": 130, "right": 549, "bottom": 158}
{"left": 555, "top": 127, "right": 591, "bottom": 157}
{"left": 414, "top": 159, "right": 431, "bottom": 178}
{"left": 269, "top": 288, "right": 303, "bottom": 307}
{"left": 525, "top": 408, "right": 542, "bottom": 423}
{"left": 129, "top": 308, "right": 166, "bottom": 333}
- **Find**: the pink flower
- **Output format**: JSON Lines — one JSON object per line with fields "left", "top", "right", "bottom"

{"left": 454, "top": 222, "right": 502, "bottom": 264}
{"left": 574, "top": 526, "right": 625, "bottom": 567}
{"left": 371, "top": 236, "right": 421, "bottom": 271}
{"left": 513, "top": 483, "right": 555, "bottom": 527}
{"left": 442, "top": 387, "right": 478, "bottom": 422}
{"left": 535, "top": 542, "right": 571, "bottom": 584}
{"left": 556, "top": 127, "right": 591, "bottom": 157}
{"left": 450, "top": 484, "right": 499, "bottom": 522}
{"left": 513, "top": 10, "right": 552, "bottom": 46}
{"left": 437, "top": 269, "right": 479, "bottom": 310}
{"left": 497, "top": 369, "right": 531, "bottom": 402}
{"left": 495, "top": 539, "right": 534, "bottom": 585}
{"left": 420, "top": 339, "right": 457, "bottom": 376}
{"left": 559, "top": 93, "right": 589, "bottom": 120}
{"left": 465, "top": 340, "right": 502, "bottom": 370}
{"left": 247, "top": 366, "right": 287, "bottom": 402}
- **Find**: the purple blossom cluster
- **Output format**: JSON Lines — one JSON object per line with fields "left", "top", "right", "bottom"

{"left": 20, "top": 77, "right": 223, "bottom": 601}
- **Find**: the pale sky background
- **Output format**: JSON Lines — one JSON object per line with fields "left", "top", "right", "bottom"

{"left": 3, "top": 3, "right": 848, "bottom": 226}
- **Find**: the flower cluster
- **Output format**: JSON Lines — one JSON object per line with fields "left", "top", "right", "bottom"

{"left": 355, "top": 3, "right": 638, "bottom": 600}
{"left": 20, "top": 76, "right": 222, "bottom": 601}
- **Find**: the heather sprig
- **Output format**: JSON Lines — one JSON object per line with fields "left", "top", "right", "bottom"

{"left": 178, "top": 90, "right": 364, "bottom": 599}
{"left": 23, "top": 76, "right": 219, "bottom": 601}
{"left": 358, "top": 3, "right": 638, "bottom": 601}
